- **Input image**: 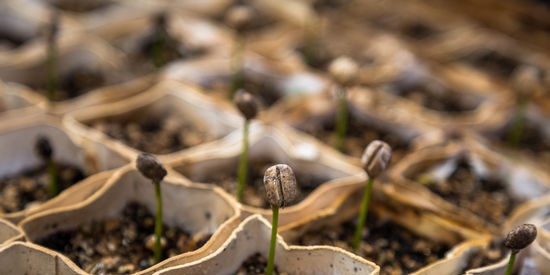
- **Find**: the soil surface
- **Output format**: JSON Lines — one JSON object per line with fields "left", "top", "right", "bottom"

{"left": 234, "top": 252, "right": 285, "bottom": 275}
{"left": 90, "top": 110, "right": 215, "bottom": 155}
{"left": 0, "top": 163, "right": 85, "bottom": 214}
{"left": 179, "top": 158, "right": 329, "bottom": 209}
{"left": 461, "top": 238, "right": 507, "bottom": 273}
{"left": 293, "top": 110, "right": 410, "bottom": 164}
{"left": 295, "top": 211, "right": 451, "bottom": 275}
{"left": 414, "top": 155, "right": 522, "bottom": 226}
{"left": 37, "top": 202, "right": 210, "bottom": 274}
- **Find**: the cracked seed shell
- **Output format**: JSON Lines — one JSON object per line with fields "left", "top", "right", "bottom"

{"left": 361, "top": 140, "right": 392, "bottom": 178}
{"left": 264, "top": 164, "right": 297, "bottom": 208}
{"left": 504, "top": 223, "right": 537, "bottom": 253}
{"left": 136, "top": 153, "right": 167, "bottom": 183}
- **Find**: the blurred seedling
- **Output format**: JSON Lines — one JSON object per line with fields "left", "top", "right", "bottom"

{"left": 352, "top": 140, "right": 392, "bottom": 251}
{"left": 136, "top": 153, "right": 168, "bottom": 264}
{"left": 507, "top": 65, "right": 539, "bottom": 147}
{"left": 150, "top": 12, "right": 170, "bottom": 69}
{"left": 46, "top": 11, "right": 59, "bottom": 103}
{"left": 328, "top": 56, "right": 358, "bottom": 152}
{"left": 503, "top": 223, "right": 537, "bottom": 275}
{"left": 234, "top": 89, "right": 259, "bottom": 203}
{"left": 263, "top": 164, "right": 297, "bottom": 275}
{"left": 34, "top": 135, "right": 59, "bottom": 198}
{"left": 225, "top": 5, "right": 253, "bottom": 99}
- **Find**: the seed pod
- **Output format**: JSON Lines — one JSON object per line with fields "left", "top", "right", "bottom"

{"left": 35, "top": 136, "right": 53, "bottom": 160}
{"left": 328, "top": 56, "right": 359, "bottom": 87}
{"left": 361, "top": 140, "right": 392, "bottom": 178}
{"left": 264, "top": 164, "right": 297, "bottom": 208}
{"left": 234, "top": 89, "right": 259, "bottom": 120}
{"left": 137, "top": 153, "right": 167, "bottom": 183}
{"left": 504, "top": 223, "right": 537, "bottom": 254}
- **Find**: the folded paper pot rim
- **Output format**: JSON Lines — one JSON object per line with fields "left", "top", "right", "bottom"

{"left": 0, "top": 219, "right": 24, "bottom": 246}
{"left": 18, "top": 164, "right": 242, "bottom": 275}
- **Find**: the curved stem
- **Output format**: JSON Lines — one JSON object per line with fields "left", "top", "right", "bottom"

{"left": 236, "top": 121, "right": 249, "bottom": 202}
{"left": 352, "top": 177, "right": 374, "bottom": 251}
{"left": 334, "top": 87, "right": 348, "bottom": 152}
{"left": 266, "top": 206, "right": 279, "bottom": 275}
{"left": 505, "top": 252, "right": 516, "bottom": 275}
{"left": 154, "top": 180, "right": 163, "bottom": 263}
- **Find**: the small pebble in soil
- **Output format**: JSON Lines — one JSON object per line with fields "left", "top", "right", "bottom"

{"left": 36, "top": 202, "right": 211, "bottom": 274}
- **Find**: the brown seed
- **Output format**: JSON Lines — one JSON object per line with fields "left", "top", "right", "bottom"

{"left": 504, "top": 223, "right": 537, "bottom": 253}
{"left": 35, "top": 135, "right": 53, "bottom": 160}
{"left": 264, "top": 164, "right": 297, "bottom": 208}
{"left": 136, "top": 153, "right": 167, "bottom": 183}
{"left": 225, "top": 5, "right": 254, "bottom": 32}
{"left": 361, "top": 140, "right": 392, "bottom": 178}
{"left": 328, "top": 56, "right": 359, "bottom": 86}
{"left": 234, "top": 89, "right": 259, "bottom": 120}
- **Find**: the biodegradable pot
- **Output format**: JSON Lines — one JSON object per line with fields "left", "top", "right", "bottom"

{"left": 0, "top": 219, "right": 23, "bottom": 246}
{"left": 0, "top": 114, "right": 128, "bottom": 223}
{"left": 19, "top": 164, "right": 241, "bottom": 275}
{"left": 390, "top": 138, "right": 550, "bottom": 235}
{"left": 64, "top": 79, "right": 242, "bottom": 161}
{"left": 156, "top": 214, "right": 380, "bottom": 275}
{"left": 169, "top": 122, "right": 368, "bottom": 236}
{"left": 0, "top": 241, "right": 86, "bottom": 275}
{"left": 533, "top": 217, "right": 550, "bottom": 275}
{"left": 0, "top": 80, "right": 46, "bottom": 120}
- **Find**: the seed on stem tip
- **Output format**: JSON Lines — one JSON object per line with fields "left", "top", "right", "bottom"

{"left": 504, "top": 223, "right": 537, "bottom": 254}
{"left": 225, "top": 5, "right": 254, "bottom": 33}
{"left": 136, "top": 153, "right": 167, "bottom": 183}
{"left": 328, "top": 56, "right": 359, "bottom": 87}
{"left": 264, "top": 164, "right": 297, "bottom": 208}
{"left": 234, "top": 89, "right": 259, "bottom": 120}
{"left": 361, "top": 140, "right": 392, "bottom": 178}
{"left": 35, "top": 136, "right": 53, "bottom": 160}
{"left": 512, "top": 65, "right": 539, "bottom": 98}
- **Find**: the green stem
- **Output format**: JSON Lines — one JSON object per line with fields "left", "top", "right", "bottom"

{"left": 46, "top": 39, "right": 57, "bottom": 103}
{"left": 236, "top": 120, "right": 249, "bottom": 202}
{"left": 47, "top": 159, "right": 59, "bottom": 198}
{"left": 505, "top": 252, "right": 516, "bottom": 275}
{"left": 266, "top": 206, "right": 279, "bottom": 275}
{"left": 229, "top": 35, "right": 244, "bottom": 99}
{"left": 152, "top": 30, "right": 167, "bottom": 69}
{"left": 507, "top": 97, "right": 527, "bottom": 147}
{"left": 352, "top": 177, "right": 374, "bottom": 251}
{"left": 334, "top": 87, "right": 348, "bottom": 152}
{"left": 154, "top": 180, "right": 163, "bottom": 263}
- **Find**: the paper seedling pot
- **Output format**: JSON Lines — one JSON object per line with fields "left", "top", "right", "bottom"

{"left": 0, "top": 81, "right": 46, "bottom": 120}
{"left": 390, "top": 138, "right": 550, "bottom": 235}
{"left": 0, "top": 241, "right": 86, "bottom": 275}
{"left": 156, "top": 214, "right": 380, "bottom": 275}
{"left": 19, "top": 164, "right": 241, "bottom": 275}
{"left": 64, "top": 79, "right": 242, "bottom": 161}
{"left": 0, "top": 114, "right": 128, "bottom": 223}
{"left": 169, "top": 122, "right": 366, "bottom": 236}
{"left": 0, "top": 219, "right": 23, "bottom": 246}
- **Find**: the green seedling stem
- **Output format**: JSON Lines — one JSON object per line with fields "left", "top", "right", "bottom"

{"left": 46, "top": 159, "right": 59, "bottom": 198}
{"left": 505, "top": 252, "right": 516, "bottom": 275}
{"left": 352, "top": 177, "right": 374, "bottom": 250}
{"left": 46, "top": 29, "right": 58, "bottom": 103}
{"left": 266, "top": 206, "right": 279, "bottom": 275}
{"left": 506, "top": 96, "right": 527, "bottom": 147}
{"left": 154, "top": 179, "right": 163, "bottom": 263}
{"left": 229, "top": 35, "right": 244, "bottom": 99}
{"left": 236, "top": 120, "right": 249, "bottom": 202}
{"left": 334, "top": 87, "right": 348, "bottom": 152}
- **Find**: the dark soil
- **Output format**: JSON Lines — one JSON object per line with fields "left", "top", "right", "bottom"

{"left": 234, "top": 252, "right": 283, "bottom": 275}
{"left": 50, "top": 0, "right": 113, "bottom": 13}
{"left": 414, "top": 155, "right": 522, "bottom": 226}
{"left": 90, "top": 110, "right": 215, "bottom": 155}
{"left": 37, "top": 202, "right": 211, "bottom": 274}
{"left": 461, "top": 238, "right": 507, "bottom": 273}
{"left": 464, "top": 50, "right": 521, "bottom": 79}
{"left": 178, "top": 158, "right": 329, "bottom": 209}
{"left": 0, "top": 163, "right": 85, "bottom": 214}
{"left": 293, "top": 110, "right": 410, "bottom": 164}
{"left": 295, "top": 211, "right": 451, "bottom": 275}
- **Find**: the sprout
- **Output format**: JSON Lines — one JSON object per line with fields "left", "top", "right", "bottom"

{"left": 151, "top": 12, "right": 169, "bottom": 69}
{"left": 264, "top": 164, "right": 297, "bottom": 275}
{"left": 136, "top": 153, "right": 167, "bottom": 264}
{"left": 46, "top": 11, "right": 59, "bottom": 103}
{"left": 225, "top": 5, "right": 253, "bottom": 98}
{"left": 504, "top": 224, "right": 537, "bottom": 275}
{"left": 34, "top": 136, "right": 58, "bottom": 198}
{"left": 507, "top": 65, "right": 539, "bottom": 147}
{"left": 352, "top": 140, "right": 392, "bottom": 250}
{"left": 328, "top": 56, "right": 358, "bottom": 152}
{"left": 234, "top": 89, "right": 259, "bottom": 203}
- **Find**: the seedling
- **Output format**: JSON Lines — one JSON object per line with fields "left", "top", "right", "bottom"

{"left": 150, "top": 12, "right": 169, "bottom": 69}
{"left": 507, "top": 66, "right": 538, "bottom": 147}
{"left": 264, "top": 164, "right": 297, "bottom": 275}
{"left": 352, "top": 140, "right": 392, "bottom": 251}
{"left": 328, "top": 56, "right": 358, "bottom": 152}
{"left": 136, "top": 153, "right": 168, "bottom": 264}
{"left": 225, "top": 5, "right": 253, "bottom": 98}
{"left": 34, "top": 135, "right": 59, "bottom": 198}
{"left": 46, "top": 11, "right": 59, "bottom": 103}
{"left": 504, "top": 223, "right": 537, "bottom": 275}
{"left": 234, "top": 89, "right": 259, "bottom": 202}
